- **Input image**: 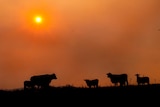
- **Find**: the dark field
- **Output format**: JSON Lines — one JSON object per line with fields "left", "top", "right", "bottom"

{"left": 1, "top": 84, "right": 160, "bottom": 106}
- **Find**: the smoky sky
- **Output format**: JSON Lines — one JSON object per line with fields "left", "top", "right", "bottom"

{"left": 0, "top": 0, "right": 160, "bottom": 89}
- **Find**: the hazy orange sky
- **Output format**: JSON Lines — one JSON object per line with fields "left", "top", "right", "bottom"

{"left": 0, "top": 0, "right": 160, "bottom": 89}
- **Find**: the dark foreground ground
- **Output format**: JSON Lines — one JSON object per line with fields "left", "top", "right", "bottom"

{"left": 0, "top": 84, "right": 160, "bottom": 106}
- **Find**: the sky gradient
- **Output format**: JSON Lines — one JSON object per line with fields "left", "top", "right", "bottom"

{"left": 0, "top": 0, "right": 160, "bottom": 89}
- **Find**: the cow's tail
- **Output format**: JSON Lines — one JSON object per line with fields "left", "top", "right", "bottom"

{"left": 126, "top": 76, "right": 129, "bottom": 86}
{"left": 126, "top": 80, "right": 128, "bottom": 86}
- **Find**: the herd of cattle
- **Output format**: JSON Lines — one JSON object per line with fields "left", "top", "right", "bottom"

{"left": 24, "top": 73, "right": 150, "bottom": 90}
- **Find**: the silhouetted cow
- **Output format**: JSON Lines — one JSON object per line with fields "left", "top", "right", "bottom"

{"left": 84, "top": 79, "right": 99, "bottom": 88}
{"left": 30, "top": 73, "right": 57, "bottom": 89}
{"left": 107, "top": 73, "right": 128, "bottom": 86}
{"left": 135, "top": 74, "right": 149, "bottom": 85}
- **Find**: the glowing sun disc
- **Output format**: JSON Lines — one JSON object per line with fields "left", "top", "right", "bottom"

{"left": 35, "top": 16, "right": 42, "bottom": 23}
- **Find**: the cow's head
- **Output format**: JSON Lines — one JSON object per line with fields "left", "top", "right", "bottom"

{"left": 135, "top": 74, "right": 140, "bottom": 77}
{"left": 106, "top": 73, "right": 112, "bottom": 77}
{"left": 84, "top": 79, "right": 89, "bottom": 82}
{"left": 51, "top": 73, "right": 57, "bottom": 79}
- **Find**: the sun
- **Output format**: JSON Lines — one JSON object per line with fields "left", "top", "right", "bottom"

{"left": 34, "top": 16, "right": 42, "bottom": 24}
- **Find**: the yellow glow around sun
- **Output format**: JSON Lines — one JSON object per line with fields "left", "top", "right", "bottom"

{"left": 23, "top": 9, "right": 61, "bottom": 34}
{"left": 35, "top": 16, "right": 42, "bottom": 24}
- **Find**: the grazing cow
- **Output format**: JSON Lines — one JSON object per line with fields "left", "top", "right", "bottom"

{"left": 30, "top": 73, "right": 57, "bottom": 89}
{"left": 135, "top": 74, "right": 149, "bottom": 85}
{"left": 84, "top": 79, "right": 99, "bottom": 88}
{"left": 106, "top": 73, "right": 128, "bottom": 86}
{"left": 24, "top": 80, "right": 34, "bottom": 90}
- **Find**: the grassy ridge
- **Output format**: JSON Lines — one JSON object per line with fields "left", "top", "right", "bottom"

{"left": 0, "top": 84, "right": 160, "bottom": 106}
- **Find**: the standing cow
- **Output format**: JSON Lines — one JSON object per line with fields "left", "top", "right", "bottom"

{"left": 106, "top": 73, "right": 128, "bottom": 86}
{"left": 135, "top": 74, "right": 149, "bottom": 85}
{"left": 30, "top": 73, "right": 57, "bottom": 89}
{"left": 84, "top": 79, "right": 99, "bottom": 88}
